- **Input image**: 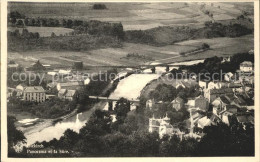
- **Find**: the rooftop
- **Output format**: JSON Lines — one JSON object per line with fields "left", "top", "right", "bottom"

{"left": 24, "top": 86, "right": 45, "bottom": 93}
{"left": 240, "top": 61, "right": 253, "bottom": 67}
{"left": 210, "top": 88, "right": 233, "bottom": 94}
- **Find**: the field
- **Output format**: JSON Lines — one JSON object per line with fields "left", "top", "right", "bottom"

{"left": 8, "top": 34, "right": 253, "bottom": 71}
{"left": 8, "top": 26, "right": 74, "bottom": 37}
{"left": 8, "top": 42, "right": 198, "bottom": 68}
{"left": 8, "top": 2, "right": 253, "bottom": 31}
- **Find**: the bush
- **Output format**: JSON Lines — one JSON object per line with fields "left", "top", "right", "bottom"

{"left": 93, "top": 4, "right": 107, "bottom": 10}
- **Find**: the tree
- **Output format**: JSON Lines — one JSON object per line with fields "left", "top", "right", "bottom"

{"left": 80, "top": 109, "right": 112, "bottom": 136}
{"left": 8, "top": 116, "right": 26, "bottom": 156}
{"left": 111, "top": 22, "right": 125, "bottom": 40}
{"left": 201, "top": 43, "right": 210, "bottom": 49}
{"left": 114, "top": 98, "right": 130, "bottom": 123}
{"left": 16, "top": 19, "right": 24, "bottom": 27}
{"left": 58, "top": 129, "right": 79, "bottom": 149}
{"left": 149, "top": 84, "right": 177, "bottom": 102}
{"left": 93, "top": 4, "right": 107, "bottom": 10}
{"left": 196, "top": 123, "right": 254, "bottom": 156}
{"left": 51, "top": 32, "right": 56, "bottom": 37}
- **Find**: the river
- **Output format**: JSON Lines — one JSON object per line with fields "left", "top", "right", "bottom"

{"left": 25, "top": 101, "right": 106, "bottom": 146}
{"left": 24, "top": 74, "right": 160, "bottom": 146}
{"left": 23, "top": 59, "right": 204, "bottom": 146}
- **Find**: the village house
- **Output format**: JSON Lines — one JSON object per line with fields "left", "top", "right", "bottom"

{"left": 23, "top": 86, "right": 46, "bottom": 102}
{"left": 197, "top": 116, "right": 212, "bottom": 129}
{"left": 239, "top": 73, "right": 254, "bottom": 84}
{"left": 207, "top": 81, "right": 226, "bottom": 90}
{"left": 221, "top": 111, "right": 234, "bottom": 125}
{"left": 7, "top": 61, "right": 19, "bottom": 71}
{"left": 58, "top": 69, "right": 72, "bottom": 76}
{"left": 146, "top": 99, "right": 155, "bottom": 109}
{"left": 224, "top": 72, "right": 234, "bottom": 82}
{"left": 227, "top": 83, "right": 243, "bottom": 92}
{"left": 171, "top": 97, "right": 184, "bottom": 111}
{"left": 212, "top": 95, "right": 239, "bottom": 115}
{"left": 58, "top": 89, "right": 78, "bottom": 101}
{"left": 198, "top": 80, "right": 209, "bottom": 90}
{"left": 240, "top": 61, "right": 253, "bottom": 73}
{"left": 236, "top": 115, "right": 254, "bottom": 125}
{"left": 212, "top": 96, "right": 226, "bottom": 115}
{"left": 194, "top": 95, "right": 209, "bottom": 112}
{"left": 56, "top": 81, "right": 84, "bottom": 91}
{"left": 149, "top": 114, "right": 183, "bottom": 139}
{"left": 221, "top": 56, "right": 230, "bottom": 63}
{"left": 26, "top": 60, "right": 46, "bottom": 72}
{"left": 204, "top": 88, "right": 233, "bottom": 102}
{"left": 248, "top": 49, "right": 254, "bottom": 55}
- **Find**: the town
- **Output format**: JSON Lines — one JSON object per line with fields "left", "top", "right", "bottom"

{"left": 7, "top": 49, "right": 255, "bottom": 156}
{"left": 6, "top": 2, "right": 255, "bottom": 158}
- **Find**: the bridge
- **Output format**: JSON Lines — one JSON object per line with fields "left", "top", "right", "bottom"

{"left": 88, "top": 96, "right": 140, "bottom": 111}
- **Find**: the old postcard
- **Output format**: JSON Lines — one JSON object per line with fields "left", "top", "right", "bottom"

{"left": 1, "top": 0, "right": 259, "bottom": 161}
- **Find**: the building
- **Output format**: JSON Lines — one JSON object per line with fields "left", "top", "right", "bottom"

{"left": 194, "top": 95, "right": 209, "bottom": 111}
{"left": 248, "top": 49, "right": 254, "bottom": 55}
{"left": 171, "top": 97, "right": 184, "bottom": 111}
{"left": 212, "top": 95, "right": 235, "bottom": 115}
{"left": 146, "top": 99, "right": 155, "bottom": 109}
{"left": 204, "top": 88, "right": 233, "bottom": 103}
{"left": 58, "top": 69, "right": 71, "bottom": 76}
{"left": 197, "top": 116, "right": 212, "bottom": 129}
{"left": 224, "top": 72, "right": 234, "bottom": 82}
{"left": 240, "top": 61, "right": 253, "bottom": 72}
{"left": 26, "top": 60, "right": 46, "bottom": 71}
{"left": 207, "top": 81, "right": 226, "bottom": 90}
{"left": 212, "top": 95, "right": 240, "bottom": 116}
{"left": 199, "top": 80, "right": 209, "bottom": 90}
{"left": 8, "top": 61, "right": 19, "bottom": 71}
{"left": 149, "top": 114, "right": 183, "bottom": 138}
{"left": 23, "top": 86, "right": 46, "bottom": 102}
{"left": 58, "top": 89, "right": 77, "bottom": 101}
{"left": 221, "top": 56, "right": 231, "bottom": 63}
{"left": 56, "top": 81, "right": 84, "bottom": 91}
{"left": 221, "top": 111, "right": 233, "bottom": 125}
{"left": 236, "top": 115, "right": 254, "bottom": 125}
{"left": 239, "top": 73, "right": 254, "bottom": 84}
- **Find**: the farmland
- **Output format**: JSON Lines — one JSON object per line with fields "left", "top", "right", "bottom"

{"left": 8, "top": 2, "right": 253, "bottom": 31}
{"left": 8, "top": 34, "right": 253, "bottom": 71}
{"left": 7, "top": 2, "right": 254, "bottom": 72}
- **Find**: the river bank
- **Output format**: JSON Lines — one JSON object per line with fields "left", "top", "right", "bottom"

{"left": 19, "top": 108, "right": 78, "bottom": 135}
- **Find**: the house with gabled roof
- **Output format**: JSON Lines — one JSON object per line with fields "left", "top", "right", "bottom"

{"left": 149, "top": 114, "right": 184, "bottom": 139}
{"left": 240, "top": 61, "right": 253, "bottom": 72}
{"left": 171, "top": 97, "right": 184, "bottom": 111}
{"left": 204, "top": 88, "right": 233, "bottom": 103}
{"left": 195, "top": 95, "right": 209, "bottom": 112}
{"left": 57, "top": 81, "right": 84, "bottom": 91}
{"left": 58, "top": 89, "right": 77, "bottom": 101}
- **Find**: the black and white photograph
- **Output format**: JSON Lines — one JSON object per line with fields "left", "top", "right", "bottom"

{"left": 1, "top": 0, "right": 259, "bottom": 160}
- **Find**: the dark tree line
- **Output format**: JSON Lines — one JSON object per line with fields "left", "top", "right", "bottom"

{"left": 8, "top": 11, "right": 125, "bottom": 40}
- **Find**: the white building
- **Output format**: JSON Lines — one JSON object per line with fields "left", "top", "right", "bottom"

{"left": 240, "top": 61, "right": 253, "bottom": 72}
{"left": 224, "top": 72, "right": 234, "bottom": 82}
{"left": 23, "top": 86, "right": 46, "bottom": 102}
{"left": 149, "top": 114, "right": 173, "bottom": 138}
